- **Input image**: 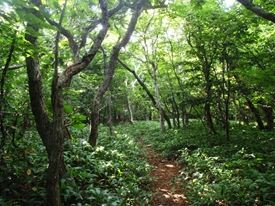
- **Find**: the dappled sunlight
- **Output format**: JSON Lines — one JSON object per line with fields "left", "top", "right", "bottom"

{"left": 139, "top": 137, "right": 189, "bottom": 205}
{"left": 159, "top": 188, "right": 187, "bottom": 203}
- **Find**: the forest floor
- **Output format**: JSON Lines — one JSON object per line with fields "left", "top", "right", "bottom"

{"left": 139, "top": 138, "right": 189, "bottom": 206}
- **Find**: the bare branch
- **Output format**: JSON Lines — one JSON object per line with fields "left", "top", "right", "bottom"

{"left": 1, "top": 65, "right": 25, "bottom": 71}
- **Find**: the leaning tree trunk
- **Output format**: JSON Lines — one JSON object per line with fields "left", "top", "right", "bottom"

{"left": 118, "top": 59, "right": 172, "bottom": 129}
{"left": 89, "top": 0, "right": 148, "bottom": 146}
{"left": 246, "top": 98, "right": 265, "bottom": 130}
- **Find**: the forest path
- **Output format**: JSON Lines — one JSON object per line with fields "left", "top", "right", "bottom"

{"left": 139, "top": 138, "right": 189, "bottom": 206}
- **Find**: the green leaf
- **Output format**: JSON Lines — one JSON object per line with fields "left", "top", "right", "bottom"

{"left": 64, "top": 105, "right": 73, "bottom": 114}
{"left": 72, "top": 113, "right": 86, "bottom": 121}
{"left": 73, "top": 123, "right": 85, "bottom": 130}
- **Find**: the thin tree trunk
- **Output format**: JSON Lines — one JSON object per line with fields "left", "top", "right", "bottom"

{"left": 118, "top": 59, "right": 172, "bottom": 129}
{"left": 222, "top": 56, "right": 231, "bottom": 141}
{"left": 106, "top": 94, "right": 115, "bottom": 134}
{"left": 100, "top": 46, "right": 115, "bottom": 135}
{"left": 152, "top": 63, "right": 165, "bottom": 133}
{"left": 126, "top": 95, "right": 134, "bottom": 124}
{"left": 0, "top": 39, "right": 15, "bottom": 148}
{"left": 205, "top": 71, "right": 216, "bottom": 134}
{"left": 182, "top": 104, "right": 191, "bottom": 127}
{"left": 124, "top": 78, "right": 134, "bottom": 124}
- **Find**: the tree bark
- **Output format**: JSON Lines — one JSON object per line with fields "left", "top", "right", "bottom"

{"left": 25, "top": 0, "right": 111, "bottom": 204}
{"left": 89, "top": 0, "right": 149, "bottom": 146}
{"left": 45, "top": 0, "right": 69, "bottom": 203}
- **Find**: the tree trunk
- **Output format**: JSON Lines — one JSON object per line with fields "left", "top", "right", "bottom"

{"left": 152, "top": 62, "right": 165, "bottom": 133}
{"left": 89, "top": 0, "right": 148, "bottom": 146}
{"left": 126, "top": 95, "right": 134, "bottom": 124}
{"left": 205, "top": 102, "right": 216, "bottom": 134}
{"left": 262, "top": 106, "right": 274, "bottom": 131}
{"left": 246, "top": 98, "right": 265, "bottom": 130}
{"left": 0, "top": 39, "right": 15, "bottom": 148}
{"left": 125, "top": 79, "right": 134, "bottom": 124}
{"left": 26, "top": 20, "right": 67, "bottom": 206}
{"left": 26, "top": 0, "right": 111, "bottom": 204}
{"left": 100, "top": 46, "right": 115, "bottom": 134}
{"left": 107, "top": 94, "right": 115, "bottom": 134}
{"left": 205, "top": 70, "right": 216, "bottom": 134}
{"left": 118, "top": 59, "right": 172, "bottom": 129}
{"left": 182, "top": 104, "right": 191, "bottom": 127}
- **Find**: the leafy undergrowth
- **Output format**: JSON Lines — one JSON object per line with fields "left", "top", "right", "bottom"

{"left": 141, "top": 120, "right": 275, "bottom": 205}
{"left": 0, "top": 123, "right": 151, "bottom": 206}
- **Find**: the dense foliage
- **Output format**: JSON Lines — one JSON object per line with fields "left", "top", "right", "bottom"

{"left": 142, "top": 121, "right": 275, "bottom": 205}
{"left": 0, "top": 124, "right": 151, "bottom": 205}
{"left": 0, "top": 0, "right": 275, "bottom": 205}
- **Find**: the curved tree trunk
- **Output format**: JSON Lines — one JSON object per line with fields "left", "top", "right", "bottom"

{"left": 89, "top": 0, "right": 148, "bottom": 146}
{"left": 25, "top": 0, "right": 111, "bottom": 204}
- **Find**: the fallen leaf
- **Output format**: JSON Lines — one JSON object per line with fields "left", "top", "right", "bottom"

{"left": 26, "top": 169, "right": 31, "bottom": 175}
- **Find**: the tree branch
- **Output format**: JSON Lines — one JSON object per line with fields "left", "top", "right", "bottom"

{"left": 237, "top": 0, "right": 275, "bottom": 23}
{"left": 1, "top": 65, "right": 25, "bottom": 71}
{"left": 57, "top": 0, "right": 110, "bottom": 88}
{"left": 79, "top": 0, "right": 125, "bottom": 49}
{"left": 46, "top": 18, "right": 79, "bottom": 61}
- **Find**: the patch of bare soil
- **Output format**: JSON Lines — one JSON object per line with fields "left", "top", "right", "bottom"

{"left": 140, "top": 139, "right": 189, "bottom": 206}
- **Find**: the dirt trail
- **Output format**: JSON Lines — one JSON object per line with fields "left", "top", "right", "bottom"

{"left": 140, "top": 140, "right": 189, "bottom": 206}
